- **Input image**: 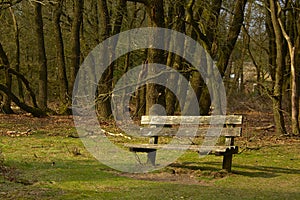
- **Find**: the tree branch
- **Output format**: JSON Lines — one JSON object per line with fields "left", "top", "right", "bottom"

{"left": 126, "top": 0, "right": 147, "bottom": 5}
{"left": 0, "top": 65, "right": 38, "bottom": 108}
{"left": 0, "top": 84, "right": 46, "bottom": 117}
{"left": 0, "top": 0, "right": 23, "bottom": 10}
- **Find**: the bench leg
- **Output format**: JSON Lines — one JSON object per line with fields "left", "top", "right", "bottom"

{"left": 147, "top": 136, "right": 158, "bottom": 166}
{"left": 147, "top": 151, "right": 156, "bottom": 166}
{"left": 222, "top": 154, "right": 233, "bottom": 172}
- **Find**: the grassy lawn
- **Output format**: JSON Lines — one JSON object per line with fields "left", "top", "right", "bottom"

{"left": 0, "top": 115, "right": 299, "bottom": 199}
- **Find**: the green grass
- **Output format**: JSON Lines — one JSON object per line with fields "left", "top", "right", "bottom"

{"left": 0, "top": 133, "right": 299, "bottom": 199}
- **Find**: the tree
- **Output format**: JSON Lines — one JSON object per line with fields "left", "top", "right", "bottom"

{"left": 217, "top": 0, "right": 248, "bottom": 76}
{"left": 276, "top": 0, "right": 300, "bottom": 135}
{"left": 9, "top": 7, "right": 23, "bottom": 101}
{"left": 0, "top": 0, "right": 23, "bottom": 10}
{"left": 34, "top": 1, "right": 48, "bottom": 110}
{"left": 165, "top": 0, "right": 186, "bottom": 115}
{"left": 144, "top": 0, "right": 166, "bottom": 115}
{"left": 53, "top": 0, "right": 70, "bottom": 114}
{"left": 268, "top": 0, "right": 287, "bottom": 135}
{"left": 183, "top": 0, "right": 247, "bottom": 114}
{"left": 96, "top": 0, "right": 127, "bottom": 118}
{"left": 69, "top": 0, "right": 84, "bottom": 93}
{"left": 0, "top": 44, "right": 45, "bottom": 117}
{"left": 0, "top": 42, "right": 13, "bottom": 113}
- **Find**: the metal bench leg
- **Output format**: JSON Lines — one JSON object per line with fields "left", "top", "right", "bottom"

{"left": 147, "top": 151, "right": 156, "bottom": 166}
{"left": 222, "top": 154, "right": 233, "bottom": 172}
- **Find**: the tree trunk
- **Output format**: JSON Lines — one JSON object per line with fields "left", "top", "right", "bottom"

{"left": 290, "top": 38, "right": 300, "bottom": 135}
{"left": 0, "top": 66, "right": 38, "bottom": 108}
{"left": 53, "top": 0, "right": 70, "bottom": 114}
{"left": 9, "top": 7, "right": 23, "bottom": 101}
{"left": 217, "top": 0, "right": 247, "bottom": 76}
{"left": 96, "top": 0, "right": 112, "bottom": 118}
{"left": 134, "top": 61, "right": 148, "bottom": 118}
{"left": 269, "top": 0, "right": 287, "bottom": 135}
{"left": 70, "top": 0, "right": 84, "bottom": 93}
{"left": 295, "top": 20, "right": 300, "bottom": 135}
{"left": 290, "top": 2, "right": 299, "bottom": 136}
{"left": 96, "top": 0, "right": 126, "bottom": 118}
{"left": 0, "top": 84, "right": 46, "bottom": 117}
{"left": 145, "top": 0, "right": 166, "bottom": 115}
{"left": 34, "top": 1, "right": 48, "bottom": 110}
{"left": 0, "top": 42, "right": 13, "bottom": 114}
{"left": 165, "top": 1, "right": 185, "bottom": 115}
{"left": 235, "top": 1, "right": 253, "bottom": 94}
{"left": 183, "top": 7, "right": 204, "bottom": 115}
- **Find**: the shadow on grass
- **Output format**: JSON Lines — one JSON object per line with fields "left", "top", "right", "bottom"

{"left": 2, "top": 159, "right": 300, "bottom": 199}
{"left": 233, "top": 163, "right": 300, "bottom": 177}
{"left": 3, "top": 158, "right": 121, "bottom": 183}
{"left": 170, "top": 161, "right": 300, "bottom": 178}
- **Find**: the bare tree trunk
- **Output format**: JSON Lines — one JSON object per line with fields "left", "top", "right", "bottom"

{"left": 70, "top": 0, "right": 84, "bottom": 93}
{"left": 290, "top": 37, "right": 300, "bottom": 135}
{"left": 145, "top": 0, "right": 166, "bottom": 115}
{"left": 265, "top": 4, "right": 277, "bottom": 82}
{"left": 183, "top": 3, "right": 204, "bottom": 115}
{"left": 34, "top": 1, "right": 48, "bottom": 110}
{"left": 9, "top": 7, "right": 23, "bottom": 101}
{"left": 295, "top": 19, "right": 300, "bottom": 135}
{"left": 53, "top": 0, "right": 70, "bottom": 114}
{"left": 277, "top": 4, "right": 300, "bottom": 135}
{"left": 235, "top": 0, "right": 253, "bottom": 94}
{"left": 96, "top": 0, "right": 126, "bottom": 118}
{"left": 0, "top": 84, "right": 46, "bottom": 117}
{"left": 95, "top": 0, "right": 112, "bottom": 118}
{"left": 0, "top": 66, "right": 38, "bottom": 108}
{"left": 0, "top": 42, "right": 13, "bottom": 114}
{"left": 269, "top": 0, "right": 287, "bottom": 135}
{"left": 217, "top": 0, "right": 247, "bottom": 76}
{"left": 134, "top": 61, "right": 147, "bottom": 118}
{"left": 165, "top": 1, "right": 185, "bottom": 115}
{"left": 0, "top": 46, "right": 45, "bottom": 117}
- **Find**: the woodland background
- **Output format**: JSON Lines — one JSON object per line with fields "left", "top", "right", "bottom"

{"left": 0, "top": 0, "right": 299, "bottom": 136}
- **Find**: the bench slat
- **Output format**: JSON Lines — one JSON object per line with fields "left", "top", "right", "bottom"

{"left": 140, "top": 127, "right": 242, "bottom": 137}
{"left": 141, "top": 115, "right": 243, "bottom": 125}
{"left": 124, "top": 143, "right": 238, "bottom": 154}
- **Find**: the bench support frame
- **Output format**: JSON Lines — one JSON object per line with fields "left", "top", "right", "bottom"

{"left": 126, "top": 115, "right": 242, "bottom": 172}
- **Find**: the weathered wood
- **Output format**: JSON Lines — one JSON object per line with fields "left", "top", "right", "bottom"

{"left": 224, "top": 124, "right": 235, "bottom": 146}
{"left": 126, "top": 115, "right": 243, "bottom": 172}
{"left": 141, "top": 115, "right": 243, "bottom": 125}
{"left": 225, "top": 137, "right": 235, "bottom": 146}
{"left": 125, "top": 143, "right": 238, "bottom": 154}
{"left": 140, "top": 127, "right": 242, "bottom": 137}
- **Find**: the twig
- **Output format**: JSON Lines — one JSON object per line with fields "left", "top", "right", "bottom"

{"left": 255, "top": 124, "right": 275, "bottom": 131}
{"left": 102, "top": 129, "right": 131, "bottom": 140}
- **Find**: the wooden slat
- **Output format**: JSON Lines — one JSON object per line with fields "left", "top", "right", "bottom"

{"left": 141, "top": 115, "right": 243, "bottom": 125}
{"left": 140, "top": 127, "right": 242, "bottom": 137}
{"left": 124, "top": 143, "right": 238, "bottom": 154}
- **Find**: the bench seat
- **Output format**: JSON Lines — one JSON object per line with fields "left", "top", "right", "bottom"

{"left": 125, "top": 143, "right": 238, "bottom": 155}
{"left": 125, "top": 115, "right": 243, "bottom": 172}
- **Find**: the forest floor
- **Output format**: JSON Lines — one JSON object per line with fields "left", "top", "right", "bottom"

{"left": 0, "top": 103, "right": 299, "bottom": 199}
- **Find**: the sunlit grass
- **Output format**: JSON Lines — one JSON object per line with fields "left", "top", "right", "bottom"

{"left": 0, "top": 128, "right": 299, "bottom": 199}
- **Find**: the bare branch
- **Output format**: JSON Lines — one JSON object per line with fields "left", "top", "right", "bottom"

{"left": 0, "top": 84, "right": 46, "bottom": 117}
{"left": 126, "top": 0, "right": 147, "bottom": 5}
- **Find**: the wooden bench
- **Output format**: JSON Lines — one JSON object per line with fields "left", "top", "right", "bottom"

{"left": 125, "top": 115, "right": 243, "bottom": 172}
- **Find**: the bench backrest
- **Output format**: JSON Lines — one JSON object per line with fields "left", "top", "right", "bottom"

{"left": 141, "top": 115, "right": 243, "bottom": 137}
